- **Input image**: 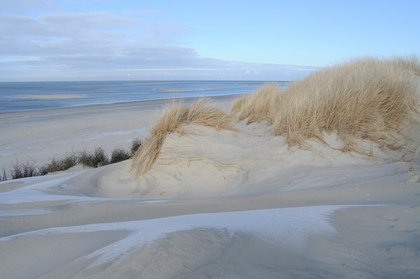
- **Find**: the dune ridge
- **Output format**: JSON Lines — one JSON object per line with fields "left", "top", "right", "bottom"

{"left": 129, "top": 99, "right": 234, "bottom": 177}
{"left": 130, "top": 57, "right": 420, "bottom": 182}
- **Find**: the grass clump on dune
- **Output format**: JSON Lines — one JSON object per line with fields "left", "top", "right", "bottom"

{"left": 129, "top": 103, "right": 186, "bottom": 176}
{"left": 129, "top": 99, "right": 234, "bottom": 177}
{"left": 231, "top": 82, "right": 282, "bottom": 124}
{"left": 232, "top": 56, "right": 420, "bottom": 153}
{"left": 186, "top": 99, "right": 233, "bottom": 130}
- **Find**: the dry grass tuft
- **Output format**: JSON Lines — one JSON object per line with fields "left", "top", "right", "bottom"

{"left": 186, "top": 98, "right": 234, "bottom": 130}
{"left": 129, "top": 99, "right": 234, "bottom": 176}
{"left": 232, "top": 56, "right": 420, "bottom": 153}
{"left": 231, "top": 82, "right": 282, "bottom": 124}
{"left": 129, "top": 103, "right": 186, "bottom": 176}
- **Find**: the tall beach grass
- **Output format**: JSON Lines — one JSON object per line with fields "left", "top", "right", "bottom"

{"left": 232, "top": 56, "right": 420, "bottom": 153}
{"left": 129, "top": 99, "right": 234, "bottom": 176}
{"left": 231, "top": 82, "right": 282, "bottom": 124}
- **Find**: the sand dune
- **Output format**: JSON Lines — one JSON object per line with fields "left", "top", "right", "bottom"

{"left": 1, "top": 57, "right": 420, "bottom": 278}
{"left": 1, "top": 139, "right": 419, "bottom": 278}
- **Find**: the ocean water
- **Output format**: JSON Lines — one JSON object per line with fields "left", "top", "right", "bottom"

{"left": 0, "top": 80, "right": 286, "bottom": 113}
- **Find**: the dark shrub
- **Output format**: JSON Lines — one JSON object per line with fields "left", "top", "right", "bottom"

{"left": 39, "top": 153, "right": 78, "bottom": 175}
{"left": 11, "top": 161, "right": 38, "bottom": 179}
{"left": 79, "top": 147, "right": 109, "bottom": 168}
{"left": 110, "top": 148, "right": 130, "bottom": 164}
{"left": 1, "top": 168, "right": 7, "bottom": 181}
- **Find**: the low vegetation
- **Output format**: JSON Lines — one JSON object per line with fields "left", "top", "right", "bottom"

{"left": 0, "top": 139, "right": 142, "bottom": 181}
{"left": 130, "top": 139, "right": 142, "bottom": 156}
{"left": 39, "top": 153, "right": 79, "bottom": 175}
{"left": 110, "top": 148, "right": 131, "bottom": 164}
{"left": 11, "top": 161, "right": 38, "bottom": 180}
{"left": 79, "top": 147, "right": 109, "bottom": 168}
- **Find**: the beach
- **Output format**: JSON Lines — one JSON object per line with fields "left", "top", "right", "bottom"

{"left": 0, "top": 95, "right": 235, "bottom": 174}
{"left": 0, "top": 94, "right": 419, "bottom": 278}
{"left": 1, "top": 57, "right": 420, "bottom": 278}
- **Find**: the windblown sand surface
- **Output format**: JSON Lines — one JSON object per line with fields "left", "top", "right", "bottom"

{"left": 23, "top": 94, "right": 85, "bottom": 99}
{"left": 0, "top": 95, "right": 419, "bottom": 278}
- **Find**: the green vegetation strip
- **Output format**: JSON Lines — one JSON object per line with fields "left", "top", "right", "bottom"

{"left": 0, "top": 139, "right": 142, "bottom": 182}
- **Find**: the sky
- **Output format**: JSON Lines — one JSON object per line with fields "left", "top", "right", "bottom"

{"left": 0, "top": 0, "right": 419, "bottom": 82}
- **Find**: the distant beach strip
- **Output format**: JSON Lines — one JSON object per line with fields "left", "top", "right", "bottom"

{"left": 155, "top": 86, "right": 241, "bottom": 92}
{"left": 23, "top": 94, "right": 85, "bottom": 99}
{"left": 154, "top": 88, "right": 197, "bottom": 92}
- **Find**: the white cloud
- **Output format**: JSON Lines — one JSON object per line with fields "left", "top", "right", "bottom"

{"left": 0, "top": 10, "right": 319, "bottom": 81}
{"left": 0, "top": 0, "right": 58, "bottom": 14}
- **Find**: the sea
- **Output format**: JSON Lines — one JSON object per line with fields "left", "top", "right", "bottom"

{"left": 0, "top": 80, "right": 288, "bottom": 113}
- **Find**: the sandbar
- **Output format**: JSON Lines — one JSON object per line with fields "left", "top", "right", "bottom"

{"left": 155, "top": 88, "right": 198, "bottom": 92}
{"left": 203, "top": 86, "right": 240, "bottom": 89}
{"left": 155, "top": 86, "right": 241, "bottom": 92}
{"left": 23, "top": 94, "right": 85, "bottom": 99}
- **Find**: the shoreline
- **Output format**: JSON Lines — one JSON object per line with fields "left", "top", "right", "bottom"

{"left": 23, "top": 94, "right": 85, "bottom": 99}
{"left": 0, "top": 93, "right": 243, "bottom": 116}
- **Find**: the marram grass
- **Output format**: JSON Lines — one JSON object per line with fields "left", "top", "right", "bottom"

{"left": 231, "top": 82, "right": 282, "bottom": 124}
{"left": 232, "top": 56, "right": 420, "bottom": 153}
{"left": 129, "top": 99, "right": 234, "bottom": 176}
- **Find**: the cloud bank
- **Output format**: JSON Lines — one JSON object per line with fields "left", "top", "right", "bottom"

{"left": 0, "top": 10, "right": 318, "bottom": 81}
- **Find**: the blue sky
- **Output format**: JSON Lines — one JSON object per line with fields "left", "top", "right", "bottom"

{"left": 0, "top": 0, "right": 419, "bottom": 81}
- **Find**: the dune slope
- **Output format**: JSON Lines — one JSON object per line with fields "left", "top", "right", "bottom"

{"left": 1, "top": 56, "right": 420, "bottom": 278}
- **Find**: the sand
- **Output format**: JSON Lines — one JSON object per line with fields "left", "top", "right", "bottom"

{"left": 0, "top": 96, "right": 419, "bottom": 278}
{"left": 0, "top": 96, "right": 234, "bottom": 174}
